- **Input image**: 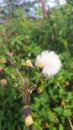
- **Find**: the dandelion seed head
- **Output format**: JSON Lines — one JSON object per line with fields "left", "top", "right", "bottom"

{"left": 35, "top": 50, "right": 62, "bottom": 78}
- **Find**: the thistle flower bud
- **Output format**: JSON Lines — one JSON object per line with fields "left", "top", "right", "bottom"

{"left": 0, "top": 58, "right": 6, "bottom": 64}
{"left": 26, "top": 60, "right": 33, "bottom": 68}
{"left": 38, "top": 63, "right": 43, "bottom": 69}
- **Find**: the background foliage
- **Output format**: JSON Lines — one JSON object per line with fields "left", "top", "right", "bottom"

{"left": 0, "top": 1, "right": 73, "bottom": 130}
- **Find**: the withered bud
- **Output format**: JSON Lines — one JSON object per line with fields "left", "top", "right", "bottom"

{"left": 5, "top": 60, "right": 11, "bottom": 67}
{"left": 23, "top": 106, "right": 32, "bottom": 117}
{"left": 0, "top": 79, "right": 7, "bottom": 86}
{"left": 6, "top": 52, "right": 13, "bottom": 57}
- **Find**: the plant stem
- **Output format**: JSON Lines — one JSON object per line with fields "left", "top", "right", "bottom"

{"left": 7, "top": 85, "right": 22, "bottom": 92}
{"left": 68, "top": 117, "right": 73, "bottom": 130}
{"left": 8, "top": 54, "right": 33, "bottom": 130}
{"left": 9, "top": 55, "right": 25, "bottom": 83}
{"left": 30, "top": 73, "right": 43, "bottom": 93}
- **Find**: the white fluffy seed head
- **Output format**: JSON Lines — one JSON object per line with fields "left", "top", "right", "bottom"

{"left": 35, "top": 50, "right": 62, "bottom": 78}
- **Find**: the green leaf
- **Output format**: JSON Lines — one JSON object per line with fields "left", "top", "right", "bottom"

{"left": 63, "top": 109, "right": 72, "bottom": 117}
{"left": 54, "top": 107, "right": 63, "bottom": 116}
{"left": 59, "top": 124, "right": 64, "bottom": 130}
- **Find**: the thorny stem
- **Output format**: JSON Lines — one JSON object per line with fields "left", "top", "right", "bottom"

{"left": 68, "top": 117, "right": 73, "bottom": 130}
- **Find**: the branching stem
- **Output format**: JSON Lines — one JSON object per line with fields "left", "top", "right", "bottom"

{"left": 8, "top": 53, "right": 33, "bottom": 130}
{"left": 6, "top": 52, "right": 43, "bottom": 130}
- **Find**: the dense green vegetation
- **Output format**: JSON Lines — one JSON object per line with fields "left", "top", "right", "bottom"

{"left": 0, "top": 2, "right": 73, "bottom": 130}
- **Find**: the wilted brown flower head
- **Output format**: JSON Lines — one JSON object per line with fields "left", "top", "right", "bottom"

{"left": 6, "top": 52, "right": 13, "bottom": 57}
{"left": 0, "top": 79, "right": 7, "bottom": 86}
